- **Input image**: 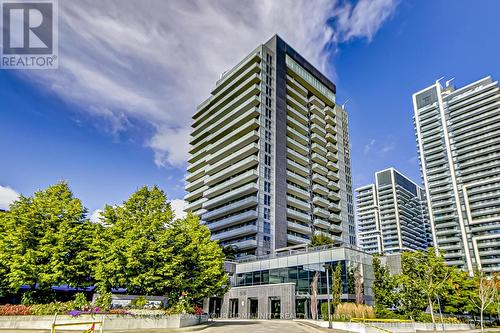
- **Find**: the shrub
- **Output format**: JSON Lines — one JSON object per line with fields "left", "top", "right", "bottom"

{"left": 21, "top": 290, "right": 56, "bottom": 305}
{"left": 131, "top": 296, "right": 147, "bottom": 309}
{"left": 321, "top": 302, "right": 333, "bottom": 321}
{"left": 31, "top": 301, "right": 75, "bottom": 315}
{"left": 415, "top": 313, "right": 462, "bottom": 324}
{"left": 375, "top": 309, "right": 408, "bottom": 320}
{"left": 94, "top": 291, "right": 112, "bottom": 311}
{"left": 334, "top": 303, "right": 376, "bottom": 321}
{"left": 0, "top": 304, "right": 32, "bottom": 316}
{"left": 74, "top": 293, "right": 90, "bottom": 310}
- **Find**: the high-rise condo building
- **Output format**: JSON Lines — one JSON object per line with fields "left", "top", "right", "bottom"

{"left": 185, "top": 35, "right": 356, "bottom": 258}
{"left": 355, "top": 168, "right": 431, "bottom": 254}
{"left": 413, "top": 76, "right": 500, "bottom": 274}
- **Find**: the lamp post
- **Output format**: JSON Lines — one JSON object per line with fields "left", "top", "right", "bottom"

{"left": 324, "top": 264, "right": 332, "bottom": 329}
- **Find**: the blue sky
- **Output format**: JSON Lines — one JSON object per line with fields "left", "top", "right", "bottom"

{"left": 1, "top": 0, "right": 500, "bottom": 217}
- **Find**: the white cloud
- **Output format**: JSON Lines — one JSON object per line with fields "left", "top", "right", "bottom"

{"left": 364, "top": 139, "right": 376, "bottom": 154}
{"left": 21, "top": 0, "right": 399, "bottom": 168}
{"left": 170, "top": 199, "right": 187, "bottom": 219}
{"left": 89, "top": 209, "right": 103, "bottom": 223}
{"left": 0, "top": 186, "right": 19, "bottom": 210}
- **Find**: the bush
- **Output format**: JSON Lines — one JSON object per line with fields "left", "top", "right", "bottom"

{"left": 73, "top": 293, "right": 89, "bottom": 310}
{"left": 321, "top": 302, "right": 333, "bottom": 321}
{"left": 333, "top": 303, "right": 376, "bottom": 321}
{"left": 94, "top": 291, "right": 112, "bottom": 311}
{"left": 21, "top": 290, "right": 56, "bottom": 305}
{"left": 415, "top": 313, "right": 462, "bottom": 324}
{"left": 131, "top": 296, "right": 147, "bottom": 309}
{"left": 375, "top": 308, "right": 408, "bottom": 320}
{"left": 31, "top": 301, "right": 75, "bottom": 315}
{"left": 0, "top": 305, "right": 32, "bottom": 316}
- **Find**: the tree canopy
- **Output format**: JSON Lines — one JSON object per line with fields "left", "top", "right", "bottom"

{"left": 0, "top": 183, "right": 228, "bottom": 305}
{"left": 0, "top": 182, "right": 94, "bottom": 298}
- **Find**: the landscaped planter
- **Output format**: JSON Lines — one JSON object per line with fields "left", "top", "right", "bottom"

{"left": 0, "top": 314, "right": 209, "bottom": 330}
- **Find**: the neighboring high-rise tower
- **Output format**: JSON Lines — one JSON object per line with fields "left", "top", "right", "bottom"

{"left": 185, "top": 35, "right": 356, "bottom": 258}
{"left": 355, "top": 168, "right": 431, "bottom": 254}
{"left": 413, "top": 76, "right": 500, "bottom": 274}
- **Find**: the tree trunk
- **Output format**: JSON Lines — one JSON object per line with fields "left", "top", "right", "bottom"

{"left": 428, "top": 296, "right": 436, "bottom": 332}
{"left": 480, "top": 308, "right": 484, "bottom": 333}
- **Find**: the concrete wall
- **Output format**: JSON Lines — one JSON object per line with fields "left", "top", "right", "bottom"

{"left": 0, "top": 314, "right": 208, "bottom": 330}
{"left": 298, "top": 320, "right": 474, "bottom": 332}
{"left": 221, "top": 283, "right": 295, "bottom": 319}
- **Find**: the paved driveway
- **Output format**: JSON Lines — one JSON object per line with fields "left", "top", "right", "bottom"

{"left": 191, "top": 320, "right": 323, "bottom": 333}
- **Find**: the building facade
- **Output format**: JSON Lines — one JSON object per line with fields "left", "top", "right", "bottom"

{"left": 185, "top": 35, "right": 356, "bottom": 258}
{"left": 413, "top": 76, "right": 500, "bottom": 274}
{"left": 355, "top": 168, "right": 431, "bottom": 254}
{"left": 203, "top": 244, "right": 374, "bottom": 319}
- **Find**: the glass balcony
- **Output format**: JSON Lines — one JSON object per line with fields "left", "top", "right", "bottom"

{"left": 207, "top": 209, "right": 258, "bottom": 231}
{"left": 311, "top": 153, "right": 328, "bottom": 165}
{"left": 184, "top": 185, "right": 208, "bottom": 202}
{"left": 325, "top": 115, "right": 336, "bottom": 126}
{"left": 327, "top": 161, "right": 339, "bottom": 172}
{"left": 325, "top": 106, "right": 335, "bottom": 117}
{"left": 311, "top": 133, "right": 327, "bottom": 146}
{"left": 286, "top": 182, "right": 310, "bottom": 200}
{"left": 311, "top": 143, "right": 327, "bottom": 156}
{"left": 287, "top": 105, "right": 308, "bottom": 125}
{"left": 203, "top": 183, "right": 258, "bottom": 210}
{"left": 287, "top": 207, "right": 311, "bottom": 223}
{"left": 287, "top": 95, "right": 308, "bottom": 116}
{"left": 313, "top": 196, "right": 329, "bottom": 208}
{"left": 207, "top": 131, "right": 259, "bottom": 164}
{"left": 312, "top": 173, "right": 328, "bottom": 186}
{"left": 287, "top": 159, "right": 309, "bottom": 177}
{"left": 309, "top": 95, "right": 325, "bottom": 108}
{"left": 312, "top": 184, "right": 329, "bottom": 196}
{"left": 326, "top": 133, "right": 337, "bottom": 143}
{"left": 205, "top": 155, "right": 258, "bottom": 186}
{"left": 287, "top": 195, "right": 310, "bottom": 211}
{"left": 287, "top": 221, "right": 312, "bottom": 234}
{"left": 326, "top": 150, "right": 338, "bottom": 162}
{"left": 311, "top": 124, "right": 326, "bottom": 137}
{"left": 185, "top": 197, "right": 208, "bottom": 212}
{"left": 206, "top": 143, "right": 259, "bottom": 176}
{"left": 326, "top": 142, "right": 338, "bottom": 153}
{"left": 287, "top": 171, "right": 310, "bottom": 190}
{"left": 203, "top": 196, "right": 258, "bottom": 221}
{"left": 309, "top": 104, "right": 324, "bottom": 117}
{"left": 287, "top": 137, "right": 309, "bottom": 156}
{"left": 287, "top": 148, "right": 309, "bottom": 166}
{"left": 327, "top": 181, "right": 340, "bottom": 192}
{"left": 312, "top": 163, "right": 328, "bottom": 176}
{"left": 287, "top": 126, "right": 309, "bottom": 146}
{"left": 205, "top": 170, "right": 258, "bottom": 199}
{"left": 287, "top": 233, "right": 309, "bottom": 245}
{"left": 310, "top": 114, "right": 326, "bottom": 127}
{"left": 329, "top": 212, "right": 342, "bottom": 223}
{"left": 313, "top": 218, "right": 330, "bottom": 230}
{"left": 211, "top": 224, "right": 258, "bottom": 242}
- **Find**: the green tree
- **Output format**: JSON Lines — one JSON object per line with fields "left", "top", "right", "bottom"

{"left": 92, "top": 185, "right": 177, "bottom": 295}
{"left": 440, "top": 268, "right": 475, "bottom": 314}
{"left": 400, "top": 249, "right": 452, "bottom": 326}
{"left": 332, "top": 263, "right": 342, "bottom": 312}
{"left": 93, "top": 186, "right": 228, "bottom": 304}
{"left": 471, "top": 272, "right": 499, "bottom": 333}
{"left": 0, "top": 182, "right": 95, "bottom": 301}
{"left": 310, "top": 234, "right": 333, "bottom": 246}
{"left": 167, "top": 213, "right": 228, "bottom": 301}
{"left": 372, "top": 256, "right": 397, "bottom": 312}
